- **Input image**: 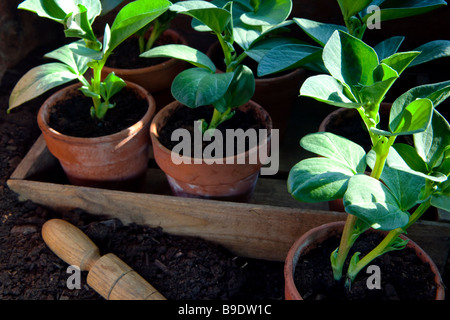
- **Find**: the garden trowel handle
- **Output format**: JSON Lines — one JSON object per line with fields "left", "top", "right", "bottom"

{"left": 42, "top": 219, "right": 166, "bottom": 300}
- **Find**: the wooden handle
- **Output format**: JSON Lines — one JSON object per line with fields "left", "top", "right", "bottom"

{"left": 42, "top": 219, "right": 166, "bottom": 300}
{"left": 42, "top": 219, "right": 100, "bottom": 271}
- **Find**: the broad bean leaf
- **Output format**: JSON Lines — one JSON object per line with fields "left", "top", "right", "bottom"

{"left": 337, "top": 0, "right": 372, "bottom": 20}
{"left": 18, "top": 0, "right": 101, "bottom": 23}
{"left": 373, "top": 36, "right": 404, "bottom": 61}
{"left": 8, "top": 63, "right": 79, "bottom": 111}
{"left": 171, "top": 68, "right": 234, "bottom": 108}
{"left": 44, "top": 43, "right": 90, "bottom": 75}
{"left": 141, "top": 44, "right": 216, "bottom": 72}
{"left": 389, "top": 98, "right": 433, "bottom": 135}
{"left": 409, "top": 40, "right": 450, "bottom": 67}
{"left": 109, "top": 0, "right": 171, "bottom": 54}
{"left": 360, "top": 0, "right": 447, "bottom": 23}
{"left": 170, "top": 1, "right": 231, "bottom": 34}
{"left": 323, "top": 30, "right": 379, "bottom": 88}
{"left": 213, "top": 65, "right": 255, "bottom": 112}
{"left": 240, "top": 0, "right": 292, "bottom": 26}
{"left": 100, "top": 72, "right": 126, "bottom": 101}
{"left": 300, "top": 75, "right": 362, "bottom": 108}
{"left": 293, "top": 18, "right": 348, "bottom": 47}
{"left": 257, "top": 44, "right": 322, "bottom": 76}
{"left": 343, "top": 174, "right": 410, "bottom": 230}
{"left": 367, "top": 148, "right": 426, "bottom": 211}
{"left": 288, "top": 132, "right": 367, "bottom": 202}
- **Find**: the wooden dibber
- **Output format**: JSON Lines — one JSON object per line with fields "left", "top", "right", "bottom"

{"left": 42, "top": 218, "right": 166, "bottom": 300}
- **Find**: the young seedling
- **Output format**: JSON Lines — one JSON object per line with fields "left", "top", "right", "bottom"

{"left": 288, "top": 30, "right": 450, "bottom": 288}
{"left": 141, "top": 0, "right": 294, "bottom": 132}
{"left": 8, "top": 0, "right": 171, "bottom": 120}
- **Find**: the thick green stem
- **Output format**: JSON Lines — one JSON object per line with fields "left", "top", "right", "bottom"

{"left": 331, "top": 214, "right": 358, "bottom": 281}
{"left": 208, "top": 108, "right": 232, "bottom": 131}
{"left": 145, "top": 21, "right": 165, "bottom": 52}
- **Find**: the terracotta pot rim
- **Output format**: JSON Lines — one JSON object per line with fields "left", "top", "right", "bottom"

{"left": 37, "top": 81, "right": 155, "bottom": 145}
{"left": 102, "top": 29, "right": 187, "bottom": 75}
{"left": 150, "top": 100, "right": 272, "bottom": 163}
{"left": 284, "top": 221, "right": 445, "bottom": 300}
{"left": 206, "top": 41, "right": 304, "bottom": 83}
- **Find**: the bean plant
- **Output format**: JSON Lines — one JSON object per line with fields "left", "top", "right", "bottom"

{"left": 141, "top": 0, "right": 295, "bottom": 132}
{"left": 8, "top": 0, "right": 171, "bottom": 120}
{"left": 288, "top": 29, "right": 450, "bottom": 287}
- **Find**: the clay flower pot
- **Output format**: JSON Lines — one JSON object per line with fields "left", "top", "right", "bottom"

{"left": 37, "top": 82, "right": 155, "bottom": 191}
{"left": 101, "top": 29, "right": 188, "bottom": 109}
{"left": 150, "top": 100, "right": 272, "bottom": 202}
{"left": 206, "top": 41, "right": 305, "bottom": 139}
{"left": 284, "top": 221, "right": 445, "bottom": 300}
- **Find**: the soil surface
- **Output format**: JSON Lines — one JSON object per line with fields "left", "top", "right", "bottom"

{"left": 294, "top": 232, "right": 438, "bottom": 300}
{"left": 157, "top": 104, "right": 266, "bottom": 156}
{"left": 0, "top": 46, "right": 285, "bottom": 301}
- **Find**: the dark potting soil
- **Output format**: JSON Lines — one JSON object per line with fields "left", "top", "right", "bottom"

{"left": 48, "top": 86, "right": 148, "bottom": 138}
{"left": 158, "top": 104, "right": 267, "bottom": 157}
{"left": 294, "top": 232, "right": 438, "bottom": 300}
{"left": 106, "top": 31, "right": 182, "bottom": 69}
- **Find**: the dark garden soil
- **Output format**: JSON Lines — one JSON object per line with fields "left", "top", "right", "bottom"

{"left": 48, "top": 86, "right": 149, "bottom": 138}
{"left": 157, "top": 104, "right": 266, "bottom": 156}
{"left": 0, "top": 46, "right": 285, "bottom": 301}
{"left": 294, "top": 232, "right": 438, "bottom": 300}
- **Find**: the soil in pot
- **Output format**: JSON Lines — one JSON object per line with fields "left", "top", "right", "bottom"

{"left": 48, "top": 86, "right": 148, "bottom": 138}
{"left": 294, "top": 232, "right": 438, "bottom": 300}
{"left": 157, "top": 104, "right": 266, "bottom": 156}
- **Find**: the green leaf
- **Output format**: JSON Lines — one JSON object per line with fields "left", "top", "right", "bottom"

{"left": 64, "top": 4, "right": 97, "bottom": 42}
{"left": 171, "top": 68, "right": 234, "bottom": 108}
{"left": 338, "top": 0, "right": 373, "bottom": 20}
{"left": 392, "top": 81, "right": 450, "bottom": 114}
{"left": 300, "top": 132, "right": 367, "bottom": 173}
{"left": 67, "top": 40, "right": 104, "bottom": 60}
{"left": 293, "top": 18, "right": 348, "bottom": 47}
{"left": 361, "top": 0, "right": 447, "bottom": 23}
{"left": 257, "top": 44, "right": 322, "bottom": 76}
{"left": 288, "top": 158, "right": 360, "bottom": 203}
{"left": 389, "top": 98, "right": 433, "bottom": 135}
{"left": 300, "top": 75, "right": 362, "bottom": 108}
{"left": 44, "top": 43, "right": 89, "bottom": 75}
{"left": 323, "top": 30, "right": 379, "bottom": 87}
{"left": 213, "top": 65, "right": 255, "bottom": 111}
{"left": 388, "top": 144, "right": 447, "bottom": 183}
{"left": 414, "top": 109, "right": 450, "bottom": 170}
{"left": 8, "top": 63, "right": 78, "bottom": 111}
{"left": 170, "top": 1, "right": 231, "bottom": 34}
{"left": 288, "top": 132, "right": 367, "bottom": 202}
{"left": 100, "top": 72, "right": 126, "bottom": 101}
{"left": 100, "top": 0, "right": 124, "bottom": 16}
{"left": 109, "top": 0, "right": 171, "bottom": 53}
{"left": 373, "top": 36, "right": 405, "bottom": 61}
{"left": 409, "top": 40, "right": 450, "bottom": 67}
{"left": 380, "top": 51, "right": 420, "bottom": 76}
{"left": 367, "top": 148, "right": 426, "bottom": 211}
{"left": 141, "top": 44, "right": 216, "bottom": 72}
{"left": 343, "top": 174, "right": 410, "bottom": 230}
{"left": 245, "top": 36, "right": 301, "bottom": 63}
{"left": 240, "top": 0, "right": 292, "bottom": 26}
{"left": 431, "top": 178, "right": 450, "bottom": 211}
{"left": 18, "top": 0, "right": 101, "bottom": 24}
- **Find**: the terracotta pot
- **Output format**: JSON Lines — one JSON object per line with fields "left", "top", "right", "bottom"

{"left": 101, "top": 29, "right": 188, "bottom": 110}
{"left": 284, "top": 221, "right": 445, "bottom": 300}
{"left": 150, "top": 100, "right": 272, "bottom": 202}
{"left": 206, "top": 41, "right": 305, "bottom": 139}
{"left": 37, "top": 82, "right": 155, "bottom": 191}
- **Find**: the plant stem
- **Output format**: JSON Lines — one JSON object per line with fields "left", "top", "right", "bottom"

{"left": 217, "top": 33, "right": 233, "bottom": 71}
{"left": 145, "top": 21, "right": 165, "bottom": 52}
{"left": 208, "top": 108, "right": 231, "bottom": 131}
{"left": 332, "top": 214, "right": 358, "bottom": 281}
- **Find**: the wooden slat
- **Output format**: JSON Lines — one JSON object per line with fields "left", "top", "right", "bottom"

{"left": 7, "top": 178, "right": 347, "bottom": 261}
